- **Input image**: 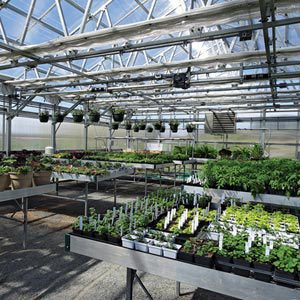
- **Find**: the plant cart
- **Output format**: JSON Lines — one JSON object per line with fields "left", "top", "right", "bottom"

{"left": 47, "top": 168, "right": 134, "bottom": 216}
{"left": 0, "top": 184, "right": 56, "bottom": 249}
{"left": 65, "top": 234, "right": 300, "bottom": 300}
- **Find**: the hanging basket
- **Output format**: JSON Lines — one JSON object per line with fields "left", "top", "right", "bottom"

{"left": 39, "top": 112, "right": 49, "bottom": 123}
{"left": 154, "top": 122, "right": 162, "bottom": 130}
{"left": 89, "top": 111, "right": 100, "bottom": 123}
{"left": 186, "top": 124, "right": 195, "bottom": 133}
{"left": 170, "top": 124, "right": 179, "bottom": 133}
{"left": 147, "top": 126, "right": 153, "bottom": 133}
{"left": 133, "top": 125, "right": 139, "bottom": 132}
{"left": 73, "top": 114, "right": 84, "bottom": 123}
{"left": 139, "top": 123, "right": 146, "bottom": 130}
{"left": 125, "top": 123, "right": 132, "bottom": 130}
{"left": 112, "top": 108, "right": 125, "bottom": 122}
{"left": 53, "top": 114, "right": 64, "bottom": 123}
{"left": 111, "top": 122, "right": 119, "bottom": 130}
{"left": 160, "top": 126, "right": 166, "bottom": 133}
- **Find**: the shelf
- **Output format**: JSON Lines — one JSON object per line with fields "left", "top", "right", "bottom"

{"left": 66, "top": 234, "right": 300, "bottom": 300}
{"left": 182, "top": 185, "right": 300, "bottom": 208}
{"left": 0, "top": 184, "right": 56, "bottom": 203}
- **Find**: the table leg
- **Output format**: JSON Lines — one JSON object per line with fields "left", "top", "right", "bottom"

{"left": 159, "top": 170, "right": 162, "bottom": 187}
{"left": 126, "top": 268, "right": 136, "bottom": 300}
{"left": 55, "top": 178, "right": 59, "bottom": 196}
{"left": 22, "top": 197, "right": 28, "bottom": 249}
{"left": 176, "top": 281, "right": 181, "bottom": 297}
{"left": 113, "top": 178, "right": 117, "bottom": 207}
{"left": 84, "top": 182, "right": 88, "bottom": 216}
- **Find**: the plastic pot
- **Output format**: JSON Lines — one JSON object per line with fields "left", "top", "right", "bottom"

{"left": 94, "top": 233, "right": 107, "bottom": 242}
{"left": 194, "top": 254, "right": 214, "bottom": 268}
{"left": 159, "top": 126, "right": 166, "bottom": 133}
{"left": 125, "top": 124, "right": 132, "bottom": 130}
{"left": 134, "top": 241, "right": 149, "bottom": 252}
{"left": 233, "top": 258, "right": 251, "bottom": 277}
{"left": 139, "top": 124, "right": 146, "bottom": 130}
{"left": 170, "top": 124, "right": 178, "bottom": 133}
{"left": 177, "top": 250, "right": 194, "bottom": 263}
{"left": 39, "top": 114, "right": 49, "bottom": 123}
{"left": 9, "top": 172, "right": 33, "bottom": 189}
{"left": 148, "top": 244, "right": 162, "bottom": 256}
{"left": 33, "top": 171, "right": 52, "bottom": 186}
{"left": 53, "top": 114, "right": 64, "bottom": 123}
{"left": 73, "top": 114, "right": 84, "bottom": 123}
{"left": 89, "top": 112, "right": 100, "bottom": 123}
{"left": 107, "top": 234, "right": 122, "bottom": 245}
{"left": 147, "top": 127, "right": 153, "bottom": 133}
{"left": 0, "top": 174, "right": 10, "bottom": 191}
{"left": 186, "top": 127, "right": 194, "bottom": 133}
{"left": 111, "top": 123, "right": 119, "bottom": 130}
{"left": 253, "top": 262, "right": 273, "bottom": 283}
{"left": 112, "top": 113, "right": 124, "bottom": 122}
{"left": 154, "top": 123, "right": 162, "bottom": 130}
{"left": 215, "top": 255, "right": 232, "bottom": 273}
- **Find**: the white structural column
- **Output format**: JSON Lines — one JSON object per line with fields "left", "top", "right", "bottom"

{"left": 51, "top": 107, "right": 56, "bottom": 152}
{"left": 296, "top": 109, "right": 300, "bottom": 159}
{"left": 260, "top": 109, "right": 266, "bottom": 151}
{"left": 84, "top": 104, "right": 89, "bottom": 151}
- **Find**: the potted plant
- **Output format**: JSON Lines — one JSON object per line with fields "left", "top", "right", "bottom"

{"left": 148, "top": 240, "right": 163, "bottom": 256}
{"left": 154, "top": 121, "right": 162, "bottom": 130}
{"left": 177, "top": 239, "right": 194, "bottom": 262}
{"left": 162, "top": 242, "right": 181, "bottom": 259}
{"left": 186, "top": 123, "right": 195, "bottom": 133}
{"left": 72, "top": 109, "right": 84, "bottom": 123}
{"left": 52, "top": 112, "right": 64, "bottom": 123}
{"left": 0, "top": 166, "right": 11, "bottom": 191}
{"left": 112, "top": 107, "right": 125, "bottom": 122}
{"left": 106, "top": 227, "right": 122, "bottom": 245}
{"left": 33, "top": 158, "right": 52, "bottom": 186}
{"left": 134, "top": 234, "right": 149, "bottom": 253}
{"left": 169, "top": 119, "right": 179, "bottom": 133}
{"left": 160, "top": 125, "right": 165, "bottom": 133}
{"left": 138, "top": 121, "right": 146, "bottom": 130}
{"left": 125, "top": 122, "right": 132, "bottom": 130}
{"left": 94, "top": 223, "right": 108, "bottom": 241}
{"left": 111, "top": 122, "right": 119, "bottom": 130}
{"left": 194, "top": 240, "right": 217, "bottom": 268}
{"left": 122, "top": 234, "right": 137, "bottom": 249}
{"left": 39, "top": 111, "right": 49, "bottom": 123}
{"left": 146, "top": 125, "right": 153, "bottom": 133}
{"left": 219, "top": 148, "right": 232, "bottom": 159}
{"left": 272, "top": 245, "right": 298, "bottom": 283}
{"left": 133, "top": 124, "right": 139, "bottom": 132}
{"left": 9, "top": 166, "right": 33, "bottom": 189}
{"left": 88, "top": 109, "right": 100, "bottom": 123}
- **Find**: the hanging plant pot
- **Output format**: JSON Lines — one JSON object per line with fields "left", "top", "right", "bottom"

{"left": 112, "top": 108, "right": 125, "bottom": 122}
{"left": 111, "top": 122, "right": 119, "bottom": 130}
{"left": 139, "top": 123, "right": 146, "bottom": 130}
{"left": 39, "top": 111, "right": 49, "bottom": 123}
{"left": 53, "top": 113, "right": 64, "bottom": 123}
{"left": 160, "top": 125, "right": 165, "bottom": 133}
{"left": 125, "top": 123, "right": 132, "bottom": 130}
{"left": 154, "top": 122, "right": 162, "bottom": 130}
{"left": 146, "top": 126, "right": 153, "bottom": 133}
{"left": 169, "top": 120, "right": 179, "bottom": 133}
{"left": 88, "top": 110, "right": 100, "bottom": 123}
{"left": 186, "top": 124, "right": 195, "bottom": 133}
{"left": 72, "top": 109, "right": 84, "bottom": 123}
{"left": 170, "top": 124, "right": 179, "bottom": 133}
{"left": 133, "top": 125, "right": 139, "bottom": 132}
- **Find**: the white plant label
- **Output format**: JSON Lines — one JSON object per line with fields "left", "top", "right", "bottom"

{"left": 219, "top": 233, "right": 224, "bottom": 250}
{"left": 269, "top": 240, "right": 274, "bottom": 250}
{"left": 245, "top": 242, "right": 249, "bottom": 254}
{"left": 263, "top": 235, "right": 267, "bottom": 244}
{"left": 232, "top": 225, "right": 237, "bottom": 236}
{"left": 265, "top": 245, "right": 270, "bottom": 256}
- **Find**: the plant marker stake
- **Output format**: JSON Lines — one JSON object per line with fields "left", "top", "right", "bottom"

{"left": 265, "top": 245, "right": 270, "bottom": 256}
{"left": 164, "top": 217, "right": 168, "bottom": 230}
{"left": 261, "top": 234, "right": 267, "bottom": 244}
{"left": 219, "top": 233, "right": 223, "bottom": 250}
{"left": 94, "top": 220, "right": 97, "bottom": 230}
{"left": 245, "top": 242, "right": 249, "bottom": 254}
{"left": 232, "top": 225, "right": 237, "bottom": 236}
{"left": 193, "top": 195, "right": 197, "bottom": 207}
{"left": 269, "top": 240, "right": 274, "bottom": 250}
{"left": 79, "top": 216, "right": 83, "bottom": 230}
{"left": 97, "top": 214, "right": 100, "bottom": 221}
{"left": 125, "top": 202, "right": 128, "bottom": 215}
{"left": 119, "top": 206, "right": 123, "bottom": 220}
{"left": 120, "top": 226, "right": 123, "bottom": 237}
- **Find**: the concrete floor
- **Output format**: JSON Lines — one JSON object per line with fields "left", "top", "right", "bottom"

{"left": 0, "top": 180, "right": 238, "bottom": 300}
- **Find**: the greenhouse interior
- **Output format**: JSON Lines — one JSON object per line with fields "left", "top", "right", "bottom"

{"left": 0, "top": 0, "right": 300, "bottom": 299}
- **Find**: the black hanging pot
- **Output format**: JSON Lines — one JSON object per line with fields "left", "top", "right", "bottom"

{"left": 139, "top": 123, "right": 146, "bottom": 130}
{"left": 89, "top": 112, "right": 100, "bottom": 123}
{"left": 39, "top": 113, "right": 49, "bottom": 123}
{"left": 73, "top": 114, "right": 84, "bottom": 123}
{"left": 111, "top": 122, "right": 119, "bottom": 130}
{"left": 154, "top": 122, "right": 162, "bottom": 130}
{"left": 147, "top": 126, "right": 153, "bottom": 133}
{"left": 160, "top": 126, "right": 165, "bottom": 133}
{"left": 170, "top": 124, "right": 179, "bottom": 133}
{"left": 133, "top": 126, "right": 139, "bottom": 132}
{"left": 53, "top": 114, "right": 64, "bottom": 123}
{"left": 112, "top": 111, "right": 125, "bottom": 122}
{"left": 125, "top": 123, "right": 132, "bottom": 130}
